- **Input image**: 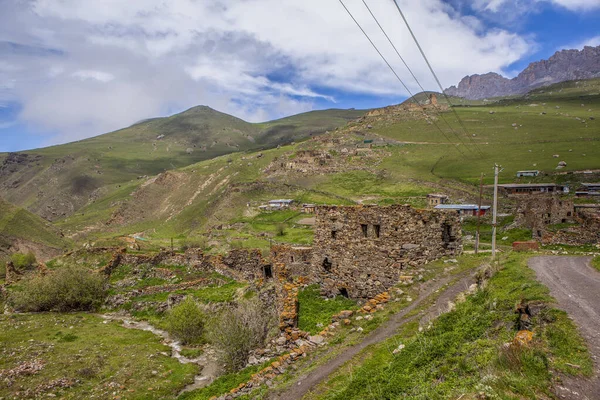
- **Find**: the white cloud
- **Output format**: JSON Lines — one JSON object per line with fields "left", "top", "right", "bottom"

{"left": 474, "top": 0, "right": 600, "bottom": 12}
{"left": 574, "top": 35, "right": 600, "bottom": 48}
{"left": 72, "top": 70, "right": 115, "bottom": 82}
{"left": 0, "top": 0, "right": 534, "bottom": 145}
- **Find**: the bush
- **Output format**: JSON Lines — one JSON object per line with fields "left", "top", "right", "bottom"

{"left": 166, "top": 297, "right": 205, "bottom": 345}
{"left": 9, "top": 265, "right": 107, "bottom": 312}
{"left": 180, "top": 238, "right": 206, "bottom": 252}
{"left": 275, "top": 223, "right": 286, "bottom": 237}
{"left": 209, "top": 298, "right": 276, "bottom": 372}
{"left": 11, "top": 252, "right": 37, "bottom": 270}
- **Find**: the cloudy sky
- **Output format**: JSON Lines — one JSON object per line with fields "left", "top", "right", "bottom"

{"left": 1, "top": 0, "right": 599, "bottom": 151}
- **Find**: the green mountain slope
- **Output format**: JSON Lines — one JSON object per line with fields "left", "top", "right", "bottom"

{"left": 54, "top": 81, "right": 600, "bottom": 248}
{"left": 0, "top": 106, "right": 366, "bottom": 221}
{"left": 0, "top": 198, "right": 69, "bottom": 260}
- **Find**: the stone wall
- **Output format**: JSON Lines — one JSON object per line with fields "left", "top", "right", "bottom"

{"left": 310, "top": 205, "right": 462, "bottom": 298}
{"left": 270, "top": 245, "right": 313, "bottom": 281}
{"left": 97, "top": 248, "right": 271, "bottom": 282}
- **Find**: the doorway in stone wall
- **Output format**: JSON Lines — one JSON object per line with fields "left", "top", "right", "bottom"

{"left": 263, "top": 264, "right": 273, "bottom": 279}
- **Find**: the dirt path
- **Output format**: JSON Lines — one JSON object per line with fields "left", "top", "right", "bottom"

{"left": 529, "top": 256, "right": 600, "bottom": 399}
{"left": 268, "top": 271, "right": 474, "bottom": 400}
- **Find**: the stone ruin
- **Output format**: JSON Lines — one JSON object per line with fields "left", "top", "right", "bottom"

{"left": 270, "top": 205, "right": 462, "bottom": 299}
{"left": 309, "top": 205, "right": 461, "bottom": 298}
{"left": 513, "top": 194, "right": 600, "bottom": 245}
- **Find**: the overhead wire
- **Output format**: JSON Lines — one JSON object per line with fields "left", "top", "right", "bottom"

{"left": 337, "top": 0, "right": 468, "bottom": 157}
{"left": 360, "top": 0, "right": 473, "bottom": 153}
{"left": 390, "top": 0, "right": 485, "bottom": 157}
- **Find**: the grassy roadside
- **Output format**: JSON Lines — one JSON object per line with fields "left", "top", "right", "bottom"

{"left": 303, "top": 253, "right": 592, "bottom": 400}
{"left": 592, "top": 256, "right": 600, "bottom": 272}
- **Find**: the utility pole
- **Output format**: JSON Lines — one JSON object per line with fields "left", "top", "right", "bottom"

{"left": 492, "top": 164, "right": 501, "bottom": 260}
{"left": 475, "top": 173, "right": 484, "bottom": 255}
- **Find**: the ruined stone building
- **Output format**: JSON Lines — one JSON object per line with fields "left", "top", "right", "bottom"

{"left": 308, "top": 205, "right": 461, "bottom": 298}
{"left": 515, "top": 195, "right": 575, "bottom": 239}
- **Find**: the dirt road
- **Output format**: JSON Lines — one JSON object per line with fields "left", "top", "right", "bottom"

{"left": 529, "top": 256, "right": 600, "bottom": 399}
{"left": 268, "top": 272, "right": 474, "bottom": 400}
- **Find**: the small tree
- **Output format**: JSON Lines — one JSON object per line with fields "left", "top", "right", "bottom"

{"left": 209, "top": 298, "right": 276, "bottom": 372}
{"left": 166, "top": 297, "right": 205, "bottom": 345}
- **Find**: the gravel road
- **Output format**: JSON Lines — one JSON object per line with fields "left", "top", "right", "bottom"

{"left": 529, "top": 256, "right": 600, "bottom": 400}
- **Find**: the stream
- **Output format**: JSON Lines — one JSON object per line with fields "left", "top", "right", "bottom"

{"left": 101, "top": 314, "right": 220, "bottom": 394}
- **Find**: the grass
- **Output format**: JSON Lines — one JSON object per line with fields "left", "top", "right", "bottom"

{"left": 178, "top": 360, "right": 273, "bottom": 400}
{"left": 0, "top": 198, "right": 69, "bottom": 250}
{"left": 306, "top": 253, "right": 592, "bottom": 400}
{"left": 0, "top": 313, "right": 198, "bottom": 399}
{"left": 298, "top": 285, "right": 358, "bottom": 334}
{"left": 592, "top": 257, "right": 600, "bottom": 272}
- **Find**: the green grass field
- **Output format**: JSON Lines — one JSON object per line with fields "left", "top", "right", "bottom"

{"left": 0, "top": 313, "right": 198, "bottom": 399}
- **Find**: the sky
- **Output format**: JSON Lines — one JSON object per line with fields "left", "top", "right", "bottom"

{"left": 0, "top": 0, "right": 599, "bottom": 152}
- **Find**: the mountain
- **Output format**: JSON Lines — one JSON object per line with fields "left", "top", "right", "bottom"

{"left": 0, "top": 198, "right": 69, "bottom": 261}
{"left": 0, "top": 106, "right": 366, "bottom": 221}
{"left": 55, "top": 82, "right": 600, "bottom": 248}
{"left": 445, "top": 45, "right": 600, "bottom": 100}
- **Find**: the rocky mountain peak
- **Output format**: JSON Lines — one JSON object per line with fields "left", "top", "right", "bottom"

{"left": 445, "top": 45, "right": 600, "bottom": 100}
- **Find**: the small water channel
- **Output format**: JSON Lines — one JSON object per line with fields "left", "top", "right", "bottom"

{"left": 101, "top": 314, "right": 220, "bottom": 394}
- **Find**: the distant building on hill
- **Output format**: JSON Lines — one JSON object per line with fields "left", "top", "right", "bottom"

{"left": 516, "top": 170, "right": 540, "bottom": 178}
{"left": 434, "top": 204, "right": 490, "bottom": 216}
{"left": 427, "top": 193, "right": 449, "bottom": 207}
{"left": 268, "top": 199, "right": 294, "bottom": 209}
{"left": 494, "top": 183, "right": 568, "bottom": 195}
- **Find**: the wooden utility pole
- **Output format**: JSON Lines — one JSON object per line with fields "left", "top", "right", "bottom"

{"left": 475, "top": 173, "right": 484, "bottom": 255}
{"left": 492, "top": 164, "right": 501, "bottom": 260}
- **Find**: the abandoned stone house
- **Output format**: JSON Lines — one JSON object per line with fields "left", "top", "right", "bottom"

{"left": 309, "top": 205, "right": 461, "bottom": 299}
{"left": 515, "top": 195, "right": 575, "bottom": 239}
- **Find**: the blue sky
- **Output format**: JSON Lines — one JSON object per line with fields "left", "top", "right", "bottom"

{"left": 0, "top": 0, "right": 599, "bottom": 152}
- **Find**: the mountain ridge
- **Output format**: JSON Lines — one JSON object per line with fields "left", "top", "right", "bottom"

{"left": 445, "top": 45, "right": 600, "bottom": 99}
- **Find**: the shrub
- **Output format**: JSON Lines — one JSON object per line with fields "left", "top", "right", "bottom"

{"left": 166, "top": 297, "right": 205, "bottom": 345}
{"left": 180, "top": 238, "right": 206, "bottom": 252}
{"left": 275, "top": 223, "right": 286, "bottom": 237}
{"left": 209, "top": 298, "right": 276, "bottom": 372}
{"left": 11, "top": 252, "right": 37, "bottom": 270}
{"left": 9, "top": 265, "right": 107, "bottom": 312}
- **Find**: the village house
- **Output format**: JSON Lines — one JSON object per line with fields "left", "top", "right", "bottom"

{"left": 575, "top": 183, "right": 600, "bottom": 197}
{"left": 495, "top": 183, "right": 569, "bottom": 196}
{"left": 434, "top": 204, "right": 490, "bottom": 216}
{"left": 427, "top": 193, "right": 449, "bottom": 207}
{"left": 516, "top": 170, "right": 540, "bottom": 178}
{"left": 268, "top": 199, "right": 294, "bottom": 209}
{"left": 302, "top": 204, "right": 316, "bottom": 213}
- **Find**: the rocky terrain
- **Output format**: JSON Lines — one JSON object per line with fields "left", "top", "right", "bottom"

{"left": 445, "top": 45, "right": 600, "bottom": 99}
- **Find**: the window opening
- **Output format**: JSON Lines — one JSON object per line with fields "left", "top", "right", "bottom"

{"left": 322, "top": 257, "right": 332, "bottom": 272}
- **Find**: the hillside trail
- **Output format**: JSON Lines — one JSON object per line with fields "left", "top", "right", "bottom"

{"left": 529, "top": 256, "right": 600, "bottom": 400}
{"left": 268, "top": 269, "right": 475, "bottom": 400}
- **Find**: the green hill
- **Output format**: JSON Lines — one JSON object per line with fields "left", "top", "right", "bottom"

{"left": 0, "top": 198, "right": 69, "bottom": 261}
{"left": 0, "top": 107, "right": 366, "bottom": 221}
{"left": 51, "top": 80, "right": 600, "bottom": 249}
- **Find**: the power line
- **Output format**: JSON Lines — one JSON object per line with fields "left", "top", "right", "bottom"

{"left": 337, "top": 0, "right": 467, "bottom": 157}
{"left": 390, "top": 0, "right": 485, "bottom": 156}
{"left": 360, "top": 0, "right": 473, "bottom": 153}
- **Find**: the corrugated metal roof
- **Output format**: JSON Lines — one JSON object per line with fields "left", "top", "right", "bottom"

{"left": 434, "top": 204, "right": 491, "bottom": 210}
{"left": 268, "top": 199, "right": 294, "bottom": 203}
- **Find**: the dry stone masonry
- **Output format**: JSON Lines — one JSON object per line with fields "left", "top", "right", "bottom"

{"left": 310, "top": 205, "right": 461, "bottom": 298}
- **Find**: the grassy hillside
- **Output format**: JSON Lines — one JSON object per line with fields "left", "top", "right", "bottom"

{"left": 0, "top": 198, "right": 69, "bottom": 260}
{"left": 50, "top": 79, "right": 600, "bottom": 247}
{"left": 0, "top": 107, "right": 365, "bottom": 221}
